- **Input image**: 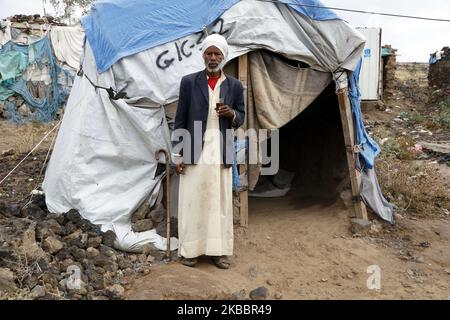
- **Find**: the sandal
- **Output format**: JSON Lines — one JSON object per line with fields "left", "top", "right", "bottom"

{"left": 181, "top": 257, "right": 198, "bottom": 267}
{"left": 211, "top": 256, "right": 230, "bottom": 269}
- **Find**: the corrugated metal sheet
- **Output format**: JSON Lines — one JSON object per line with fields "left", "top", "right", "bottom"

{"left": 357, "top": 28, "right": 382, "bottom": 101}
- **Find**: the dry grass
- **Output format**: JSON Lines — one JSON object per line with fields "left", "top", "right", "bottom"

{"left": 372, "top": 116, "right": 449, "bottom": 218}
{"left": 1, "top": 250, "right": 65, "bottom": 300}
{"left": 0, "top": 120, "right": 57, "bottom": 154}
{"left": 14, "top": 122, "right": 49, "bottom": 154}
{"left": 0, "top": 251, "right": 34, "bottom": 300}
{"left": 376, "top": 155, "right": 450, "bottom": 217}
{"left": 0, "top": 288, "right": 33, "bottom": 300}
{"left": 405, "top": 100, "right": 450, "bottom": 131}
{"left": 380, "top": 136, "right": 418, "bottom": 161}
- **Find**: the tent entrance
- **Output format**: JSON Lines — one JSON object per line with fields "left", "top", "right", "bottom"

{"left": 249, "top": 82, "right": 349, "bottom": 204}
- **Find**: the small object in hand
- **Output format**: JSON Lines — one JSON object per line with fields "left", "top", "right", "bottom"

{"left": 216, "top": 98, "right": 224, "bottom": 111}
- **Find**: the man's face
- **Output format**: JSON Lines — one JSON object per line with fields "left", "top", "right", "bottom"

{"left": 203, "top": 46, "right": 223, "bottom": 73}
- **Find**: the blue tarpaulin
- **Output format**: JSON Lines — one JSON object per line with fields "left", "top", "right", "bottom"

{"left": 232, "top": 139, "right": 248, "bottom": 191}
{"left": 279, "top": 0, "right": 340, "bottom": 20}
{"left": 348, "top": 60, "right": 381, "bottom": 169}
{"left": 429, "top": 51, "right": 446, "bottom": 65}
{"left": 0, "top": 51, "right": 28, "bottom": 81}
{"left": 0, "top": 36, "right": 73, "bottom": 122}
{"left": 82, "top": 0, "right": 341, "bottom": 73}
{"left": 82, "top": 0, "right": 240, "bottom": 73}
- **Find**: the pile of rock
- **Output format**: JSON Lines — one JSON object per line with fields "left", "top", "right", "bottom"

{"left": 131, "top": 199, "right": 178, "bottom": 238}
{"left": 0, "top": 195, "right": 165, "bottom": 300}
{"left": 394, "top": 62, "right": 430, "bottom": 107}
{"left": 0, "top": 96, "right": 35, "bottom": 121}
{"left": 8, "top": 14, "right": 63, "bottom": 26}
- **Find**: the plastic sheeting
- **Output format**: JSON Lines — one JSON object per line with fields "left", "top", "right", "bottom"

{"left": 348, "top": 60, "right": 381, "bottom": 169}
{"left": 0, "top": 20, "right": 12, "bottom": 46}
{"left": 429, "top": 50, "right": 446, "bottom": 65}
{"left": 24, "top": 64, "right": 51, "bottom": 84}
{"left": 82, "top": 0, "right": 240, "bottom": 72}
{"left": 0, "top": 50, "right": 28, "bottom": 80}
{"left": 43, "top": 42, "right": 177, "bottom": 253}
{"left": 81, "top": 0, "right": 354, "bottom": 73}
{"left": 361, "top": 167, "right": 395, "bottom": 224}
{"left": 0, "top": 85, "right": 13, "bottom": 100}
{"left": 348, "top": 60, "right": 395, "bottom": 223}
{"left": 0, "top": 36, "right": 72, "bottom": 122}
{"left": 89, "top": 0, "right": 364, "bottom": 107}
{"left": 10, "top": 27, "right": 40, "bottom": 45}
{"left": 50, "top": 25, "right": 84, "bottom": 70}
{"left": 279, "top": 0, "right": 339, "bottom": 20}
{"left": 232, "top": 140, "right": 248, "bottom": 191}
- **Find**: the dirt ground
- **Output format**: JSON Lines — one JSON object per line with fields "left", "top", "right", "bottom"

{"left": 125, "top": 197, "right": 450, "bottom": 300}
{"left": 0, "top": 121, "right": 59, "bottom": 207}
{"left": 1, "top": 63, "right": 449, "bottom": 300}
{"left": 0, "top": 121, "right": 58, "bottom": 154}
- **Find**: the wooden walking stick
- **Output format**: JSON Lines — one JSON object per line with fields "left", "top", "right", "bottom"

{"left": 155, "top": 149, "right": 171, "bottom": 260}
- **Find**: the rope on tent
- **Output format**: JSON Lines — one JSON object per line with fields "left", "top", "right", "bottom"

{"left": 21, "top": 122, "right": 61, "bottom": 211}
{"left": 40, "top": 122, "right": 59, "bottom": 176}
{"left": 78, "top": 68, "right": 128, "bottom": 100}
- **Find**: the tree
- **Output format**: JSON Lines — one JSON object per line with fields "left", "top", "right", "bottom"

{"left": 43, "top": 0, "right": 94, "bottom": 20}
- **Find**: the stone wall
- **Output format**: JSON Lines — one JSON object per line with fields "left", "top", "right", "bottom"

{"left": 429, "top": 47, "right": 450, "bottom": 90}
{"left": 382, "top": 45, "right": 397, "bottom": 100}
{"left": 428, "top": 47, "right": 450, "bottom": 104}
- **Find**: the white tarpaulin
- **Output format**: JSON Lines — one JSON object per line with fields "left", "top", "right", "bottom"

{"left": 43, "top": 42, "right": 177, "bottom": 252}
{"left": 24, "top": 64, "right": 51, "bottom": 84}
{"left": 0, "top": 20, "right": 11, "bottom": 46}
{"left": 50, "top": 25, "right": 84, "bottom": 70}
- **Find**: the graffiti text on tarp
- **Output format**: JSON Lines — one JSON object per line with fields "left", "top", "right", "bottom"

{"left": 156, "top": 18, "right": 229, "bottom": 70}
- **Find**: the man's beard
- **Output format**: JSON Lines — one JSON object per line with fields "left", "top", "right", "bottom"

{"left": 206, "top": 60, "right": 225, "bottom": 73}
{"left": 206, "top": 65, "right": 220, "bottom": 73}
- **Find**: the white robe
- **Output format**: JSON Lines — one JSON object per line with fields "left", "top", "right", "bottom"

{"left": 178, "top": 72, "right": 233, "bottom": 258}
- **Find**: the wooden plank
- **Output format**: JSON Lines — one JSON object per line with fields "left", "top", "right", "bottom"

{"left": 239, "top": 165, "right": 249, "bottom": 227}
{"left": 337, "top": 88, "right": 368, "bottom": 220}
{"left": 238, "top": 54, "right": 249, "bottom": 227}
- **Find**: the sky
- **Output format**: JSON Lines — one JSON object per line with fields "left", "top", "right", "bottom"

{"left": 1, "top": 0, "right": 449, "bottom": 62}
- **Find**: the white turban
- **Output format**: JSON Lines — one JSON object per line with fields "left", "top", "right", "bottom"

{"left": 201, "top": 34, "right": 229, "bottom": 61}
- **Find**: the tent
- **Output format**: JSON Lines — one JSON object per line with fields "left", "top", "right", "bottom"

{"left": 43, "top": 0, "right": 395, "bottom": 253}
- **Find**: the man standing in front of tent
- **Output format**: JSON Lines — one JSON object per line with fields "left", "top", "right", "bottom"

{"left": 172, "top": 34, "right": 245, "bottom": 269}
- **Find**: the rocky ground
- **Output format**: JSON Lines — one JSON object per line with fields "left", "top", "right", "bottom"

{"left": 0, "top": 62, "right": 449, "bottom": 300}
{"left": 0, "top": 191, "right": 170, "bottom": 300}
{"left": 0, "top": 132, "right": 178, "bottom": 300}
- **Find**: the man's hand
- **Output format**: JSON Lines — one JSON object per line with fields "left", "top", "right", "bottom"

{"left": 174, "top": 161, "right": 186, "bottom": 175}
{"left": 216, "top": 105, "right": 235, "bottom": 118}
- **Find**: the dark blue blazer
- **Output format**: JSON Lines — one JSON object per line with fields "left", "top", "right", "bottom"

{"left": 173, "top": 69, "right": 245, "bottom": 167}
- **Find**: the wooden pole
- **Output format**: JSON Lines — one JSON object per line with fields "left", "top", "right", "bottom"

{"left": 155, "top": 149, "right": 171, "bottom": 259}
{"left": 337, "top": 88, "right": 368, "bottom": 220}
{"left": 238, "top": 54, "right": 249, "bottom": 227}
